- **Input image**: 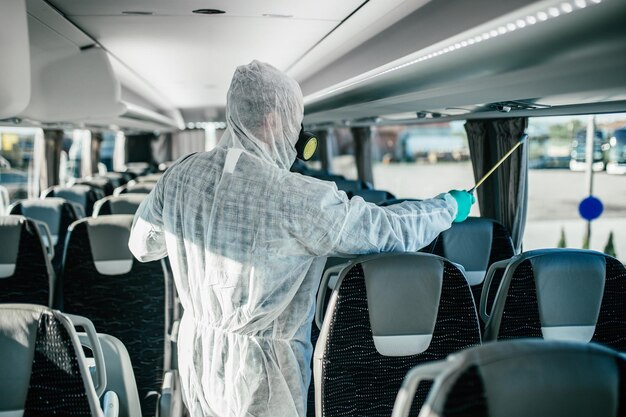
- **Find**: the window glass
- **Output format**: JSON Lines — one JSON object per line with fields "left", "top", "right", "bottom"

{"left": 61, "top": 129, "right": 89, "bottom": 184}
{"left": 99, "top": 131, "right": 116, "bottom": 172}
{"left": 371, "top": 121, "right": 478, "bottom": 213}
{"left": 525, "top": 113, "right": 626, "bottom": 260}
{"left": 330, "top": 128, "right": 357, "bottom": 180}
{"left": 0, "top": 127, "right": 40, "bottom": 203}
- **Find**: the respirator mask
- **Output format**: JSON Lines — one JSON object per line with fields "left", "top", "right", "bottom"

{"left": 295, "top": 124, "right": 318, "bottom": 161}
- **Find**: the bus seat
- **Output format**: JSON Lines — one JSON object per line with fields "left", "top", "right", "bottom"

{"left": 392, "top": 340, "right": 626, "bottom": 417}
{"left": 0, "top": 216, "right": 54, "bottom": 306}
{"left": 334, "top": 179, "right": 372, "bottom": 194}
{"left": 93, "top": 194, "right": 146, "bottom": 216}
{"left": 378, "top": 198, "right": 421, "bottom": 206}
{"left": 349, "top": 189, "right": 396, "bottom": 204}
{"left": 61, "top": 215, "right": 169, "bottom": 417}
{"left": 43, "top": 184, "right": 104, "bottom": 217}
{"left": 79, "top": 333, "right": 143, "bottom": 417}
{"left": 113, "top": 182, "right": 155, "bottom": 196}
{"left": 0, "top": 304, "right": 106, "bottom": 417}
{"left": 481, "top": 249, "right": 626, "bottom": 352}
{"left": 0, "top": 185, "right": 9, "bottom": 215}
{"left": 101, "top": 172, "right": 129, "bottom": 189}
{"left": 76, "top": 177, "right": 116, "bottom": 196}
{"left": 312, "top": 173, "right": 346, "bottom": 182}
{"left": 9, "top": 198, "right": 82, "bottom": 274}
{"left": 314, "top": 253, "right": 480, "bottom": 417}
{"left": 421, "top": 217, "right": 514, "bottom": 309}
{"left": 135, "top": 173, "right": 162, "bottom": 183}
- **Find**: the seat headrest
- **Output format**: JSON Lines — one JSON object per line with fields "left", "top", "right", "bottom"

{"left": 0, "top": 304, "right": 45, "bottom": 413}
{"left": 359, "top": 254, "right": 445, "bottom": 356}
{"left": 527, "top": 251, "right": 606, "bottom": 343}
{"left": 125, "top": 184, "right": 154, "bottom": 193}
{"left": 52, "top": 186, "right": 89, "bottom": 206}
{"left": 0, "top": 304, "right": 101, "bottom": 416}
{"left": 94, "top": 194, "right": 145, "bottom": 216}
{"left": 0, "top": 215, "right": 26, "bottom": 277}
{"left": 441, "top": 217, "right": 495, "bottom": 285}
{"left": 71, "top": 215, "right": 135, "bottom": 275}
{"left": 441, "top": 340, "right": 622, "bottom": 417}
{"left": 10, "top": 198, "right": 68, "bottom": 244}
{"left": 351, "top": 190, "right": 394, "bottom": 204}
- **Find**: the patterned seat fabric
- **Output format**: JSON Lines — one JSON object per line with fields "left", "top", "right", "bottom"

{"left": 62, "top": 215, "right": 168, "bottom": 417}
{"left": 9, "top": 198, "right": 81, "bottom": 274}
{"left": 0, "top": 304, "right": 100, "bottom": 417}
{"left": 0, "top": 216, "right": 53, "bottom": 306}
{"left": 318, "top": 254, "right": 481, "bottom": 417}
{"left": 485, "top": 249, "right": 626, "bottom": 353}
{"left": 421, "top": 218, "right": 514, "bottom": 312}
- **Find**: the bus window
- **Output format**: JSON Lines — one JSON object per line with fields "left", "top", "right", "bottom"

{"left": 608, "top": 128, "right": 626, "bottom": 175}
{"left": 329, "top": 127, "right": 357, "bottom": 180}
{"left": 0, "top": 127, "right": 42, "bottom": 203}
{"left": 371, "top": 121, "right": 477, "bottom": 212}
{"left": 99, "top": 131, "right": 117, "bottom": 173}
{"left": 525, "top": 113, "right": 626, "bottom": 260}
{"left": 61, "top": 129, "right": 93, "bottom": 183}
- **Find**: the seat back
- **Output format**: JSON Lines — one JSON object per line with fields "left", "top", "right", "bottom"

{"left": 43, "top": 185, "right": 104, "bottom": 217}
{"left": 62, "top": 214, "right": 168, "bottom": 417}
{"left": 349, "top": 189, "right": 396, "bottom": 204}
{"left": 0, "top": 185, "right": 9, "bottom": 214}
{"left": 79, "top": 333, "right": 142, "bottom": 417}
{"left": 113, "top": 182, "right": 155, "bottom": 196}
{"left": 9, "top": 198, "right": 82, "bottom": 273}
{"left": 75, "top": 177, "right": 115, "bottom": 196}
{"left": 0, "top": 304, "right": 103, "bottom": 417}
{"left": 0, "top": 216, "right": 53, "bottom": 306}
{"left": 334, "top": 179, "right": 371, "bottom": 194}
{"left": 393, "top": 340, "right": 626, "bottom": 417}
{"left": 135, "top": 173, "right": 162, "bottom": 183}
{"left": 423, "top": 217, "right": 514, "bottom": 306}
{"left": 93, "top": 194, "right": 146, "bottom": 216}
{"left": 483, "top": 249, "right": 626, "bottom": 351}
{"left": 379, "top": 198, "right": 422, "bottom": 207}
{"left": 315, "top": 253, "right": 480, "bottom": 417}
{"left": 100, "top": 172, "right": 128, "bottom": 189}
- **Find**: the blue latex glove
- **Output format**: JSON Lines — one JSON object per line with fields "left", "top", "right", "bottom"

{"left": 448, "top": 190, "right": 476, "bottom": 223}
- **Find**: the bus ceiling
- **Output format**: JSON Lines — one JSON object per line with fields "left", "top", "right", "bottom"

{"left": 301, "top": 0, "right": 626, "bottom": 127}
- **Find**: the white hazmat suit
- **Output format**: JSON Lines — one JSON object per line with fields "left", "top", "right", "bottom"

{"left": 129, "top": 61, "right": 457, "bottom": 417}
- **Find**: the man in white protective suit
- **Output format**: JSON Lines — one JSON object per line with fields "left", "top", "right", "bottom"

{"left": 129, "top": 60, "right": 474, "bottom": 417}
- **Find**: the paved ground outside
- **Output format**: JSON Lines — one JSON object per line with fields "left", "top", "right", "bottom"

{"left": 371, "top": 161, "right": 626, "bottom": 260}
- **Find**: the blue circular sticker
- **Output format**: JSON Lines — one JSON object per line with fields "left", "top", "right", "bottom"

{"left": 579, "top": 196, "right": 604, "bottom": 221}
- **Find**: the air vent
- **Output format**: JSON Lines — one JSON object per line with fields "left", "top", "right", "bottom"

{"left": 121, "top": 11, "right": 153, "bottom": 15}
{"left": 192, "top": 9, "right": 226, "bottom": 15}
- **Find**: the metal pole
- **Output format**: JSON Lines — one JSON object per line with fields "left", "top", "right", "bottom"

{"left": 584, "top": 115, "right": 596, "bottom": 247}
{"left": 585, "top": 116, "right": 596, "bottom": 195}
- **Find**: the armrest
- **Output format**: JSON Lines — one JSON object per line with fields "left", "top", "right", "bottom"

{"left": 169, "top": 320, "right": 180, "bottom": 370}
{"left": 158, "top": 370, "right": 183, "bottom": 417}
{"left": 479, "top": 259, "right": 512, "bottom": 323}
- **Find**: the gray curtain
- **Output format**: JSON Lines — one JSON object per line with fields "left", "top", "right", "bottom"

{"left": 465, "top": 118, "right": 528, "bottom": 252}
{"left": 172, "top": 129, "right": 206, "bottom": 161}
{"left": 151, "top": 133, "right": 172, "bottom": 164}
{"left": 351, "top": 127, "right": 374, "bottom": 185}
